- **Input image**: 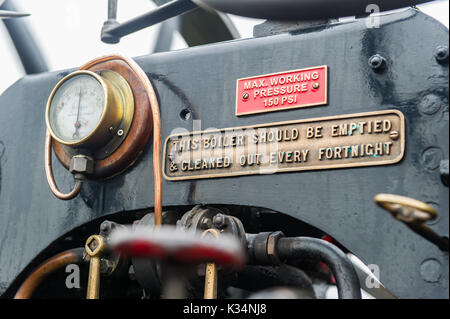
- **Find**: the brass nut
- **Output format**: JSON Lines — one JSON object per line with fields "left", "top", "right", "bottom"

{"left": 267, "top": 231, "right": 284, "bottom": 265}
{"left": 69, "top": 155, "right": 94, "bottom": 175}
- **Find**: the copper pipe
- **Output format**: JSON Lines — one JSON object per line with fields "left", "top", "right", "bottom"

{"left": 45, "top": 130, "right": 83, "bottom": 200}
{"left": 81, "top": 55, "right": 163, "bottom": 227}
{"left": 14, "top": 248, "right": 85, "bottom": 299}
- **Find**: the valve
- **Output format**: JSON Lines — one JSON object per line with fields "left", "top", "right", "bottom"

{"left": 108, "top": 225, "right": 246, "bottom": 298}
{"left": 374, "top": 193, "right": 449, "bottom": 251}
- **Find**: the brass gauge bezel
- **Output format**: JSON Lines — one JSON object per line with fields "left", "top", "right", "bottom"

{"left": 51, "top": 56, "right": 154, "bottom": 180}
{"left": 45, "top": 70, "right": 134, "bottom": 155}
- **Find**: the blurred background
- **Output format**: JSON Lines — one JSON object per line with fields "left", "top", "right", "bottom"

{"left": 0, "top": 0, "right": 448, "bottom": 94}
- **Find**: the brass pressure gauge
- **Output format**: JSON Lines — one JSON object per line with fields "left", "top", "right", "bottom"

{"left": 46, "top": 70, "right": 134, "bottom": 158}
{"left": 45, "top": 55, "right": 156, "bottom": 201}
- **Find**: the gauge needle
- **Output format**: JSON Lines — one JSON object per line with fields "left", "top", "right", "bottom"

{"left": 73, "top": 87, "right": 82, "bottom": 138}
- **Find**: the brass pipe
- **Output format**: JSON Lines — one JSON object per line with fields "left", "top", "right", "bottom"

{"left": 201, "top": 229, "right": 221, "bottom": 299}
{"left": 81, "top": 55, "right": 163, "bottom": 227}
{"left": 14, "top": 248, "right": 85, "bottom": 299}
{"left": 45, "top": 130, "right": 83, "bottom": 200}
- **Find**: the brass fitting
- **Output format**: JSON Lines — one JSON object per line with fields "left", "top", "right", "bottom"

{"left": 85, "top": 235, "right": 106, "bottom": 299}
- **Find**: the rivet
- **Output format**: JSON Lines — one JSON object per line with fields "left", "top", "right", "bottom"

{"left": 117, "top": 129, "right": 124, "bottom": 136}
{"left": 418, "top": 94, "right": 442, "bottom": 115}
{"left": 434, "top": 45, "right": 449, "bottom": 63}
{"left": 421, "top": 147, "right": 443, "bottom": 170}
{"left": 312, "top": 83, "right": 320, "bottom": 89}
{"left": 420, "top": 258, "right": 441, "bottom": 283}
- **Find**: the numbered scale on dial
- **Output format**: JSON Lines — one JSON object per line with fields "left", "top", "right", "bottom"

{"left": 45, "top": 70, "right": 134, "bottom": 158}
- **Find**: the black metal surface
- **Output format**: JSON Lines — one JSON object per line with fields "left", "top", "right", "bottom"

{"left": 276, "top": 237, "right": 361, "bottom": 299}
{"left": 197, "top": 0, "right": 436, "bottom": 20}
{"left": 0, "top": 8, "right": 448, "bottom": 298}
{"left": 1, "top": 0, "right": 48, "bottom": 74}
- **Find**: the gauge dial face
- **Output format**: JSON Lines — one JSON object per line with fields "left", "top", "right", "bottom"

{"left": 48, "top": 73, "right": 106, "bottom": 144}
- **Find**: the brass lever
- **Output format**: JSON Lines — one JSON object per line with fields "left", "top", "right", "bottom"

{"left": 374, "top": 193, "right": 448, "bottom": 251}
{"left": 85, "top": 235, "right": 106, "bottom": 299}
{"left": 201, "top": 229, "right": 221, "bottom": 299}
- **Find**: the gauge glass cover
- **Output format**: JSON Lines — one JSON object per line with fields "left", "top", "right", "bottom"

{"left": 49, "top": 74, "right": 105, "bottom": 143}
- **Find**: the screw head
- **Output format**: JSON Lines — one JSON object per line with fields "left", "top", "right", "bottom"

{"left": 312, "top": 82, "right": 320, "bottom": 89}
{"left": 368, "top": 54, "right": 387, "bottom": 71}
{"left": 242, "top": 92, "right": 249, "bottom": 100}
{"left": 389, "top": 130, "right": 399, "bottom": 140}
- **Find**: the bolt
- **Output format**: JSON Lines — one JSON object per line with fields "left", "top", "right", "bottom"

{"left": 389, "top": 130, "right": 399, "bottom": 140}
{"left": 100, "top": 221, "right": 112, "bottom": 234}
{"left": 312, "top": 83, "right": 320, "bottom": 89}
{"left": 242, "top": 92, "right": 249, "bottom": 100}
{"left": 212, "top": 214, "right": 226, "bottom": 229}
{"left": 434, "top": 45, "right": 449, "bottom": 63}
{"left": 117, "top": 129, "right": 124, "bottom": 136}
{"left": 69, "top": 154, "right": 94, "bottom": 175}
{"left": 368, "top": 54, "right": 387, "bottom": 72}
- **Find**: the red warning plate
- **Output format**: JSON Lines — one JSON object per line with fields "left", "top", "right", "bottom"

{"left": 236, "top": 65, "right": 328, "bottom": 116}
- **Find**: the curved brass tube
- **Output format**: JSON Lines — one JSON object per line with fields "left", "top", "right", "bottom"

{"left": 45, "top": 130, "right": 83, "bottom": 200}
{"left": 374, "top": 193, "right": 438, "bottom": 223}
{"left": 14, "top": 248, "right": 85, "bottom": 299}
{"left": 81, "top": 55, "right": 163, "bottom": 227}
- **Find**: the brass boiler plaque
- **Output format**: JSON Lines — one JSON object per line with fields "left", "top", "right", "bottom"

{"left": 163, "top": 110, "right": 405, "bottom": 181}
